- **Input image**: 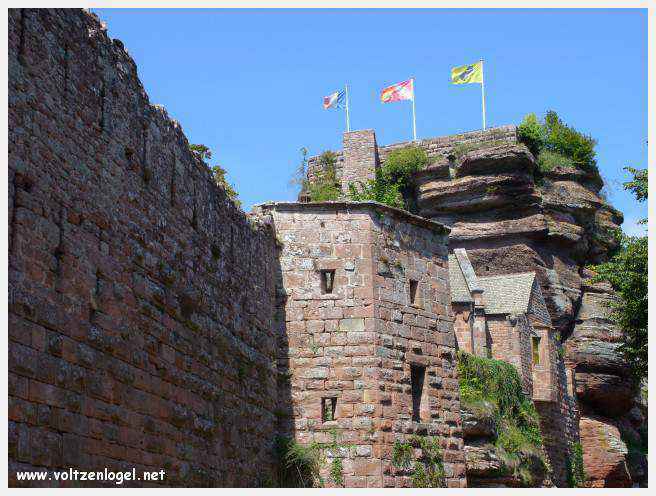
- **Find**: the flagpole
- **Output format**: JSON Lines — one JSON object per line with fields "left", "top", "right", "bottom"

{"left": 345, "top": 84, "right": 351, "bottom": 133}
{"left": 411, "top": 78, "right": 417, "bottom": 141}
{"left": 480, "top": 59, "right": 486, "bottom": 130}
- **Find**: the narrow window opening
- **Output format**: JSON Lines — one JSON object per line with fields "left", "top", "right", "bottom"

{"left": 532, "top": 336, "right": 541, "bottom": 365}
{"left": 409, "top": 279, "right": 419, "bottom": 305}
{"left": 322, "top": 397, "right": 337, "bottom": 422}
{"left": 410, "top": 364, "right": 426, "bottom": 422}
{"left": 320, "top": 270, "right": 336, "bottom": 294}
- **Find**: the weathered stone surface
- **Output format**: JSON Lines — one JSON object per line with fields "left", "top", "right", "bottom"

{"left": 460, "top": 405, "right": 496, "bottom": 439}
{"left": 579, "top": 414, "right": 632, "bottom": 487}
{"left": 575, "top": 372, "right": 634, "bottom": 417}
{"left": 464, "top": 442, "right": 506, "bottom": 478}
{"left": 9, "top": 8, "right": 279, "bottom": 487}
{"left": 307, "top": 128, "right": 642, "bottom": 487}
{"left": 261, "top": 202, "right": 466, "bottom": 488}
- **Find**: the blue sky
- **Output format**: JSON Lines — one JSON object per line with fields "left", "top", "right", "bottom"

{"left": 97, "top": 8, "right": 647, "bottom": 232}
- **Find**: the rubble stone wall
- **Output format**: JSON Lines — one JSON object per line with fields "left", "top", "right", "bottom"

{"left": 9, "top": 8, "right": 279, "bottom": 486}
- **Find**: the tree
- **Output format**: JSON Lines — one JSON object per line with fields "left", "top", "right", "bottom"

{"left": 591, "top": 166, "right": 648, "bottom": 380}
{"left": 189, "top": 143, "right": 212, "bottom": 162}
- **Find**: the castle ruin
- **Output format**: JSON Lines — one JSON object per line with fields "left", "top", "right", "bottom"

{"left": 8, "top": 8, "right": 645, "bottom": 488}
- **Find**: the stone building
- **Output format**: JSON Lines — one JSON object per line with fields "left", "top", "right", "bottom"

{"left": 257, "top": 201, "right": 466, "bottom": 487}
{"left": 448, "top": 248, "right": 557, "bottom": 402}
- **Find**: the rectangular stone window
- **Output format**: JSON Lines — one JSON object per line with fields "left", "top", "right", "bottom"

{"left": 321, "top": 397, "right": 337, "bottom": 422}
{"left": 532, "top": 336, "right": 541, "bottom": 365}
{"left": 409, "top": 279, "right": 419, "bottom": 305}
{"left": 320, "top": 269, "right": 336, "bottom": 294}
{"left": 410, "top": 364, "right": 426, "bottom": 422}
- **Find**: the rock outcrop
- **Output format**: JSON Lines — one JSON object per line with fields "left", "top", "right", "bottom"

{"left": 415, "top": 140, "right": 645, "bottom": 487}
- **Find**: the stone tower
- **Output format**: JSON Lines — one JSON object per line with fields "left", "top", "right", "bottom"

{"left": 258, "top": 201, "right": 466, "bottom": 487}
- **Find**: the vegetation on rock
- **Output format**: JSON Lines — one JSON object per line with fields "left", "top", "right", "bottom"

{"left": 517, "top": 111, "right": 600, "bottom": 181}
{"left": 591, "top": 166, "right": 648, "bottom": 380}
{"left": 274, "top": 436, "right": 323, "bottom": 488}
{"left": 347, "top": 145, "right": 428, "bottom": 211}
{"left": 457, "top": 351, "right": 548, "bottom": 486}
{"left": 451, "top": 139, "right": 508, "bottom": 159}
{"left": 391, "top": 435, "right": 446, "bottom": 487}
{"left": 307, "top": 151, "right": 341, "bottom": 201}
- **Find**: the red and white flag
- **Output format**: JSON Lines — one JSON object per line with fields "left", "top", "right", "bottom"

{"left": 380, "top": 78, "right": 414, "bottom": 103}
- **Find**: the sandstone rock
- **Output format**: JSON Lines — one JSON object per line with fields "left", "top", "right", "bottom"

{"left": 464, "top": 442, "right": 506, "bottom": 478}
{"left": 460, "top": 404, "right": 497, "bottom": 439}
{"left": 579, "top": 414, "right": 632, "bottom": 487}
{"left": 575, "top": 372, "right": 634, "bottom": 417}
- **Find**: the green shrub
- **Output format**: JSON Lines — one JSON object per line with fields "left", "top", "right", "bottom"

{"left": 347, "top": 169, "right": 405, "bottom": 209}
{"left": 517, "top": 113, "right": 545, "bottom": 157}
{"left": 273, "top": 429, "right": 354, "bottom": 488}
{"left": 306, "top": 151, "right": 341, "bottom": 202}
{"left": 536, "top": 150, "right": 575, "bottom": 174}
{"left": 383, "top": 146, "right": 429, "bottom": 188}
{"left": 274, "top": 436, "right": 323, "bottom": 488}
{"left": 457, "top": 351, "right": 546, "bottom": 486}
{"left": 347, "top": 145, "right": 427, "bottom": 211}
{"left": 329, "top": 458, "right": 344, "bottom": 487}
{"left": 517, "top": 111, "right": 600, "bottom": 180}
{"left": 543, "top": 111, "right": 597, "bottom": 173}
{"left": 210, "top": 164, "right": 241, "bottom": 206}
{"left": 391, "top": 435, "right": 446, "bottom": 488}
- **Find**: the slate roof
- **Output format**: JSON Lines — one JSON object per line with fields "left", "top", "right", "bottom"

{"left": 448, "top": 249, "right": 540, "bottom": 315}
{"left": 448, "top": 254, "right": 473, "bottom": 303}
{"left": 477, "top": 272, "right": 537, "bottom": 315}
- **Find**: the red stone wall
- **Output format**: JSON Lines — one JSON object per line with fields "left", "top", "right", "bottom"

{"left": 9, "top": 8, "right": 278, "bottom": 486}
{"left": 262, "top": 203, "right": 379, "bottom": 487}
{"left": 370, "top": 210, "right": 466, "bottom": 488}
{"left": 452, "top": 304, "right": 473, "bottom": 354}
{"left": 486, "top": 316, "right": 533, "bottom": 396}
{"left": 261, "top": 203, "right": 465, "bottom": 488}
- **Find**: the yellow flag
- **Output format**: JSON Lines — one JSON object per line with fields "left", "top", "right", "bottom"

{"left": 451, "top": 61, "right": 483, "bottom": 84}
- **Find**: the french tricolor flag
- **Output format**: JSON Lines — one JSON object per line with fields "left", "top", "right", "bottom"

{"left": 323, "top": 90, "right": 345, "bottom": 110}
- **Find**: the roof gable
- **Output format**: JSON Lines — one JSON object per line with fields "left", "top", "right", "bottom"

{"left": 447, "top": 249, "right": 549, "bottom": 320}
{"left": 477, "top": 272, "right": 536, "bottom": 315}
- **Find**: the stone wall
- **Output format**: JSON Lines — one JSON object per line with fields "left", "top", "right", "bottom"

{"left": 259, "top": 202, "right": 465, "bottom": 488}
{"left": 8, "top": 8, "right": 279, "bottom": 486}
{"left": 370, "top": 207, "right": 465, "bottom": 488}
{"left": 486, "top": 316, "right": 534, "bottom": 397}
{"left": 260, "top": 202, "right": 379, "bottom": 487}
{"left": 305, "top": 126, "right": 518, "bottom": 195}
